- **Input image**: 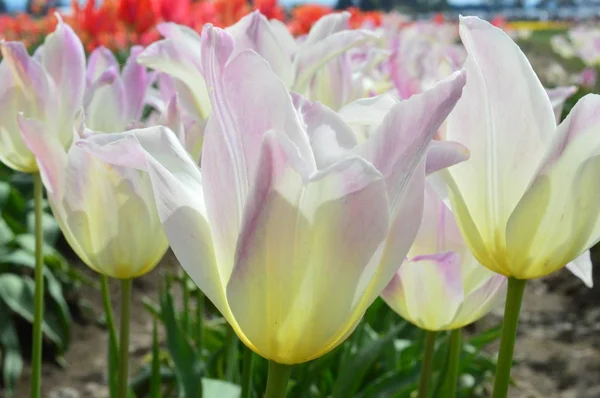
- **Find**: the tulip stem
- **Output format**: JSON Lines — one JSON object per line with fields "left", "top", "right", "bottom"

{"left": 492, "top": 277, "right": 526, "bottom": 398}
{"left": 418, "top": 330, "right": 438, "bottom": 398}
{"left": 182, "top": 271, "right": 190, "bottom": 334}
{"left": 101, "top": 276, "right": 119, "bottom": 397}
{"left": 445, "top": 328, "right": 462, "bottom": 397}
{"left": 196, "top": 289, "right": 204, "bottom": 354}
{"left": 225, "top": 326, "right": 238, "bottom": 382}
{"left": 240, "top": 346, "right": 254, "bottom": 398}
{"left": 30, "top": 173, "right": 44, "bottom": 398}
{"left": 265, "top": 361, "right": 292, "bottom": 398}
{"left": 117, "top": 278, "right": 133, "bottom": 398}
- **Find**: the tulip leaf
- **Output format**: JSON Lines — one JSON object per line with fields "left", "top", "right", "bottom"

{"left": 0, "top": 217, "right": 14, "bottom": 247}
{"left": 0, "top": 274, "right": 67, "bottom": 351}
{"left": 160, "top": 282, "right": 203, "bottom": 398}
{"left": 0, "top": 248, "right": 72, "bottom": 348}
{"left": 332, "top": 322, "right": 408, "bottom": 398}
{"left": 0, "top": 301, "right": 23, "bottom": 397}
{"left": 26, "top": 211, "right": 61, "bottom": 245}
{"left": 150, "top": 318, "right": 163, "bottom": 398}
{"left": 202, "top": 379, "right": 240, "bottom": 398}
{"left": 0, "top": 181, "right": 11, "bottom": 209}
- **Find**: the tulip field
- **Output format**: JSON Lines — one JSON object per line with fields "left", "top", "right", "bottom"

{"left": 1, "top": 0, "right": 600, "bottom": 397}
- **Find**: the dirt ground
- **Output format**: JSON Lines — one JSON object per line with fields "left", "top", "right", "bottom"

{"left": 5, "top": 249, "right": 600, "bottom": 398}
{"left": 8, "top": 251, "right": 182, "bottom": 398}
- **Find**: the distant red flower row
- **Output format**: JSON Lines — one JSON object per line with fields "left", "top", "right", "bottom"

{"left": 0, "top": 0, "right": 382, "bottom": 53}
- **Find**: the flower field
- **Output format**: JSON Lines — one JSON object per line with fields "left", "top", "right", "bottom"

{"left": 0, "top": 1, "right": 598, "bottom": 398}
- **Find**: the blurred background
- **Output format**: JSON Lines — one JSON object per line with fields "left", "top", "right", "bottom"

{"left": 3, "top": 0, "right": 600, "bottom": 19}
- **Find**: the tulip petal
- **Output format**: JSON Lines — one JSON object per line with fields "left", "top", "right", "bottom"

{"left": 454, "top": 272, "right": 506, "bottom": 328}
{"left": 382, "top": 251, "right": 464, "bottom": 331}
{"left": 226, "top": 131, "right": 389, "bottom": 364}
{"left": 425, "top": 140, "right": 470, "bottom": 175}
{"left": 0, "top": 85, "right": 38, "bottom": 172}
{"left": 566, "top": 250, "right": 594, "bottom": 288}
{"left": 85, "top": 72, "right": 127, "bottom": 132}
{"left": 505, "top": 95, "right": 600, "bottom": 279}
{"left": 227, "top": 11, "right": 294, "bottom": 87}
{"left": 303, "top": 12, "right": 349, "bottom": 44}
{"left": 546, "top": 85, "right": 577, "bottom": 123}
{"left": 409, "top": 182, "right": 464, "bottom": 257}
{"left": 59, "top": 142, "right": 167, "bottom": 279}
{"left": 122, "top": 46, "right": 149, "bottom": 122}
{"left": 17, "top": 115, "right": 68, "bottom": 195}
{"left": 358, "top": 69, "right": 466, "bottom": 212}
{"left": 445, "top": 17, "right": 557, "bottom": 251}
{"left": 506, "top": 133, "right": 600, "bottom": 279}
{"left": 79, "top": 127, "right": 230, "bottom": 317}
{"left": 38, "top": 15, "right": 85, "bottom": 126}
{"left": 87, "top": 47, "right": 119, "bottom": 84}
{"left": 200, "top": 26, "right": 313, "bottom": 279}
{"left": 138, "top": 25, "right": 211, "bottom": 119}
{"left": 293, "top": 28, "right": 377, "bottom": 93}
{"left": 0, "top": 42, "right": 52, "bottom": 117}
{"left": 292, "top": 93, "right": 357, "bottom": 169}
{"left": 338, "top": 92, "right": 399, "bottom": 143}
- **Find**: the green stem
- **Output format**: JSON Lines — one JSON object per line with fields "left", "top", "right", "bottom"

{"left": 225, "top": 326, "right": 238, "bottom": 382}
{"left": 30, "top": 173, "right": 44, "bottom": 398}
{"left": 196, "top": 289, "right": 205, "bottom": 354}
{"left": 101, "top": 276, "right": 118, "bottom": 346}
{"left": 445, "top": 328, "right": 462, "bottom": 397}
{"left": 418, "top": 331, "right": 438, "bottom": 398}
{"left": 240, "top": 347, "right": 254, "bottom": 398}
{"left": 101, "top": 276, "right": 119, "bottom": 398}
{"left": 117, "top": 279, "right": 133, "bottom": 398}
{"left": 492, "top": 277, "right": 527, "bottom": 398}
{"left": 264, "top": 361, "right": 292, "bottom": 398}
{"left": 181, "top": 272, "right": 190, "bottom": 334}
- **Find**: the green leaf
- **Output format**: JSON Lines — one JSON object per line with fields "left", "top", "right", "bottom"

{"left": 0, "top": 217, "right": 14, "bottom": 246}
{"left": 14, "top": 234, "right": 69, "bottom": 269}
{"left": 0, "top": 181, "right": 11, "bottom": 209}
{"left": 0, "top": 301, "right": 23, "bottom": 397}
{"left": 0, "top": 248, "right": 72, "bottom": 347}
{"left": 466, "top": 325, "right": 502, "bottom": 350}
{"left": 0, "top": 274, "right": 67, "bottom": 351}
{"left": 26, "top": 211, "right": 61, "bottom": 246}
{"left": 202, "top": 379, "right": 240, "bottom": 398}
{"left": 332, "top": 322, "right": 408, "bottom": 398}
{"left": 160, "top": 282, "right": 203, "bottom": 398}
{"left": 150, "top": 319, "right": 162, "bottom": 398}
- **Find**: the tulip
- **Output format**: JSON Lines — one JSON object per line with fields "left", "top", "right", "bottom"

{"left": 381, "top": 182, "right": 506, "bottom": 398}
{"left": 19, "top": 115, "right": 169, "bottom": 279}
{"left": 80, "top": 24, "right": 466, "bottom": 390}
{"left": 20, "top": 114, "right": 171, "bottom": 398}
{"left": 84, "top": 46, "right": 151, "bottom": 132}
{"left": 382, "top": 183, "right": 506, "bottom": 332}
{"left": 0, "top": 16, "right": 86, "bottom": 398}
{"left": 444, "top": 16, "right": 600, "bottom": 397}
{"left": 137, "top": 10, "right": 377, "bottom": 127}
{"left": 390, "top": 21, "right": 465, "bottom": 100}
{"left": 0, "top": 15, "right": 85, "bottom": 173}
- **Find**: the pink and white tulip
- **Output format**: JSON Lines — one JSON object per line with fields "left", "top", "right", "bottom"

{"left": 18, "top": 112, "right": 169, "bottom": 279}
{"left": 137, "top": 11, "right": 377, "bottom": 125}
{"left": 0, "top": 16, "right": 85, "bottom": 173}
{"left": 443, "top": 17, "right": 599, "bottom": 285}
{"left": 80, "top": 25, "right": 467, "bottom": 364}
{"left": 382, "top": 183, "right": 506, "bottom": 331}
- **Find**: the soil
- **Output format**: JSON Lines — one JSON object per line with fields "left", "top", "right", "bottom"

{"left": 476, "top": 249, "right": 600, "bottom": 398}
{"left": 4, "top": 247, "right": 600, "bottom": 398}
{"left": 6, "top": 251, "right": 182, "bottom": 398}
